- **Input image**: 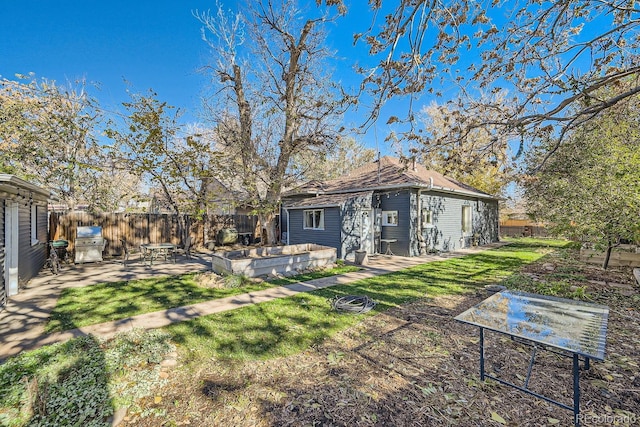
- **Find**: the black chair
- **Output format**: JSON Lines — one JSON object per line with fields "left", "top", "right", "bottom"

{"left": 120, "top": 238, "right": 131, "bottom": 268}
{"left": 181, "top": 236, "right": 192, "bottom": 259}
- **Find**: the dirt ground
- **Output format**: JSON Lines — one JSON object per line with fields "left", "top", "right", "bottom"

{"left": 123, "top": 248, "right": 640, "bottom": 427}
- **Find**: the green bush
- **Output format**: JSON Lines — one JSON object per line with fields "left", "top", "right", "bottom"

{"left": 0, "top": 330, "right": 175, "bottom": 427}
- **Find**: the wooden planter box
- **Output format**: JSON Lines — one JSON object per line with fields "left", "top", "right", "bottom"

{"left": 580, "top": 247, "right": 640, "bottom": 267}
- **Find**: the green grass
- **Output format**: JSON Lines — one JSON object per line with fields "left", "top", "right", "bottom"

{"left": 165, "top": 238, "right": 570, "bottom": 363}
{"left": 2, "top": 238, "right": 571, "bottom": 426}
{"left": 45, "top": 265, "right": 361, "bottom": 333}
{"left": 266, "top": 264, "right": 360, "bottom": 286}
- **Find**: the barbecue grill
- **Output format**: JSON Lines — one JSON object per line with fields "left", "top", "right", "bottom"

{"left": 74, "top": 226, "right": 107, "bottom": 264}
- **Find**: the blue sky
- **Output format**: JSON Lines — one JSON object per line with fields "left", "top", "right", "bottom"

{"left": 1, "top": 0, "right": 416, "bottom": 155}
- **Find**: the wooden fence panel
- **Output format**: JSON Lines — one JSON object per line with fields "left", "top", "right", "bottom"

{"left": 49, "top": 212, "right": 260, "bottom": 257}
{"left": 500, "top": 225, "right": 549, "bottom": 238}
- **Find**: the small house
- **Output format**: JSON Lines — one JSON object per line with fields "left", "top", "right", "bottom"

{"left": 1, "top": 175, "right": 50, "bottom": 309}
{"left": 281, "top": 156, "right": 500, "bottom": 260}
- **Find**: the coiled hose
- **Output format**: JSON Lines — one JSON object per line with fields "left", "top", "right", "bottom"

{"left": 330, "top": 295, "right": 377, "bottom": 314}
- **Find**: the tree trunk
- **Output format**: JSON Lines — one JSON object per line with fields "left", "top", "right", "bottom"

{"left": 259, "top": 211, "right": 278, "bottom": 246}
{"left": 602, "top": 244, "right": 613, "bottom": 270}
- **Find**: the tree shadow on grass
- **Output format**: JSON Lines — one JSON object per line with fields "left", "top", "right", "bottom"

{"left": 165, "top": 293, "right": 339, "bottom": 364}
{"left": 45, "top": 274, "right": 274, "bottom": 333}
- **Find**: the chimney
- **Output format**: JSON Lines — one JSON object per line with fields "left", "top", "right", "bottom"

{"left": 412, "top": 157, "right": 416, "bottom": 171}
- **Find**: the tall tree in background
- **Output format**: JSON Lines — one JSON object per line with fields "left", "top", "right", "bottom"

{"left": 324, "top": 0, "right": 640, "bottom": 169}
{"left": 290, "top": 136, "right": 376, "bottom": 181}
{"left": 106, "top": 91, "right": 223, "bottom": 240}
{"left": 416, "top": 102, "right": 512, "bottom": 196}
{"left": 523, "top": 88, "right": 640, "bottom": 269}
{"left": 0, "top": 74, "right": 109, "bottom": 211}
{"left": 196, "top": 0, "right": 348, "bottom": 244}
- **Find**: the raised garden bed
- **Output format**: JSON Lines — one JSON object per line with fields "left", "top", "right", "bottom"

{"left": 211, "top": 243, "right": 337, "bottom": 277}
{"left": 580, "top": 244, "right": 640, "bottom": 267}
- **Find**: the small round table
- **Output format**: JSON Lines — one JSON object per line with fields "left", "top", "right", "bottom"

{"left": 380, "top": 238, "right": 397, "bottom": 256}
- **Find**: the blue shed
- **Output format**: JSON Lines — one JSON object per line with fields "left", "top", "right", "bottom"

{"left": 1, "top": 175, "right": 50, "bottom": 310}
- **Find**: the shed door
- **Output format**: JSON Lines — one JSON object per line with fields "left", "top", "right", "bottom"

{"left": 373, "top": 208, "right": 382, "bottom": 254}
{"left": 4, "top": 201, "right": 19, "bottom": 297}
{"left": 359, "top": 210, "right": 374, "bottom": 254}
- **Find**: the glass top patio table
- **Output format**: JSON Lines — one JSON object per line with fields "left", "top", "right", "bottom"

{"left": 140, "top": 243, "right": 177, "bottom": 265}
{"left": 454, "top": 290, "right": 609, "bottom": 360}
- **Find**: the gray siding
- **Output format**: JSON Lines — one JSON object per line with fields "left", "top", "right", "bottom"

{"left": 283, "top": 187, "right": 499, "bottom": 259}
{"left": 287, "top": 207, "right": 342, "bottom": 257}
{"left": 475, "top": 199, "right": 499, "bottom": 244}
{"left": 409, "top": 190, "right": 420, "bottom": 256}
{"left": 340, "top": 193, "right": 373, "bottom": 260}
{"left": 17, "top": 202, "right": 47, "bottom": 287}
{"left": 375, "top": 190, "right": 411, "bottom": 256}
{"left": 420, "top": 193, "right": 499, "bottom": 252}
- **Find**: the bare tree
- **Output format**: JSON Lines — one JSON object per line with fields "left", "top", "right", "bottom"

{"left": 416, "top": 101, "right": 513, "bottom": 197}
{"left": 324, "top": 0, "right": 640, "bottom": 167}
{"left": 195, "top": 0, "right": 349, "bottom": 244}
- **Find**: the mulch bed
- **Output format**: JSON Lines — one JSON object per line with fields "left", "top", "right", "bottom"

{"left": 123, "top": 251, "right": 640, "bottom": 426}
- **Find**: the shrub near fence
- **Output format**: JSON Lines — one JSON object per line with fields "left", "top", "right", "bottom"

{"left": 499, "top": 220, "right": 548, "bottom": 238}
{"left": 49, "top": 212, "right": 259, "bottom": 257}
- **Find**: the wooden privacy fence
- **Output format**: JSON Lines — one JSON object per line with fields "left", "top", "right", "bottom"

{"left": 49, "top": 212, "right": 259, "bottom": 257}
{"left": 499, "top": 219, "right": 548, "bottom": 238}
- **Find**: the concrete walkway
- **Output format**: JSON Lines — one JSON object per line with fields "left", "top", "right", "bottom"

{"left": 0, "top": 244, "right": 506, "bottom": 360}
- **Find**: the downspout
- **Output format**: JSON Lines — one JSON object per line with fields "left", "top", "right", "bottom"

{"left": 417, "top": 188, "right": 423, "bottom": 255}
{"left": 284, "top": 207, "right": 290, "bottom": 246}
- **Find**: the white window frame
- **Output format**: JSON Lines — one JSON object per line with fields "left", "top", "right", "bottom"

{"left": 421, "top": 208, "right": 433, "bottom": 228}
{"left": 31, "top": 203, "right": 39, "bottom": 246}
{"left": 303, "top": 209, "right": 325, "bottom": 230}
{"left": 382, "top": 210, "right": 398, "bottom": 227}
{"left": 462, "top": 205, "right": 472, "bottom": 234}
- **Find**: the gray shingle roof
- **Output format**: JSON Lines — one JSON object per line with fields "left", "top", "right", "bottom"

{"left": 285, "top": 156, "right": 496, "bottom": 199}
{"left": 282, "top": 191, "right": 373, "bottom": 209}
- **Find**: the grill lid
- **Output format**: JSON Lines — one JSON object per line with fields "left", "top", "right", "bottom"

{"left": 77, "top": 226, "right": 103, "bottom": 238}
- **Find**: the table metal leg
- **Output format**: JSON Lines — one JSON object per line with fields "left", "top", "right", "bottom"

{"left": 573, "top": 353, "right": 580, "bottom": 426}
{"left": 524, "top": 346, "right": 538, "bottom": 388}
{"left": 479, "top": 327, "right": 485, "bottom": 381}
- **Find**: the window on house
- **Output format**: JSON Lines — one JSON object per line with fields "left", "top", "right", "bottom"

{"left": 421, "top": 208, "right": 433, "bottom": 227}
{"left": 303, "top": 209, "right": 324, "bottom": 230}
{"left": 382, "top": 210, "right": 398, "bottom": 226}
{"left": 462, "top": 205, "right": 472, "bottom": 233}
{"left": 31, "top": 204, "right": 39, "bottom": 246}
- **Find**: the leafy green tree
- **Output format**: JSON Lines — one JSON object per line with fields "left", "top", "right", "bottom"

{"left": 523, "top": 92, "right": 640, "bottom": 269}
{"left": 105, "top": 91, "right": 224, "bottom": 240}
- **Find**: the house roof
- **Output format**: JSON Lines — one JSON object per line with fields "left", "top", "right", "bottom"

{"left": 283, "top": 191, "right": 374, "bottom": 209}
{"left": 0, "top": 174, "right": 51, "bottom": 198}
{"left": 284, "top": 156, "right": 496, "bottom": 200}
